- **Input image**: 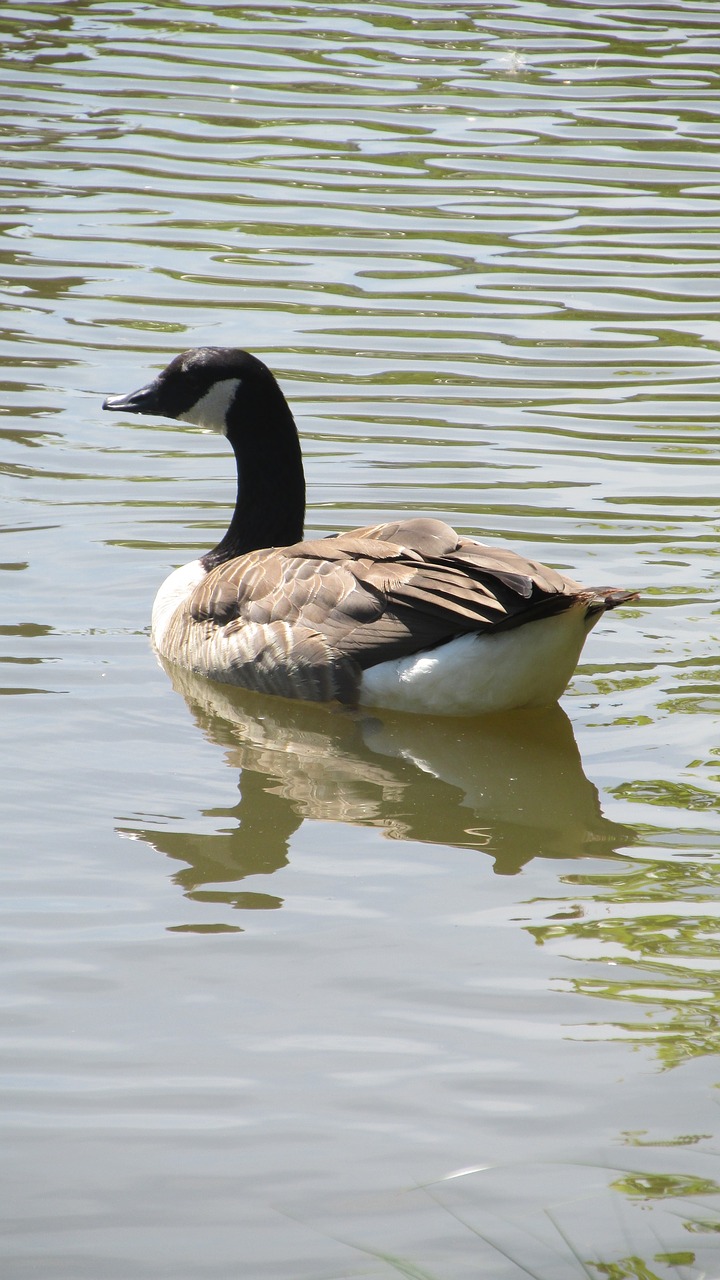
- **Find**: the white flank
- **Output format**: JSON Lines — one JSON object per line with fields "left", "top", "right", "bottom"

{"left": 151, "top": 559, "right": 207, "bottom": 653}
{"left": 358, "top": 603, "right": 598, "bottom": 716}
{"left": 178, "top": 378, "right": 241, "bottom": 434}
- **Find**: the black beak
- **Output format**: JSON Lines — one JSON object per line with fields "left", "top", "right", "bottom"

{"left": 102, "top": 378, "right": 163, "bottom": 415}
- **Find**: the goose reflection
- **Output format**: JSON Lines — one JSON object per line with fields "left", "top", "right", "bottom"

{"left": 121, "top": 661, "right": 631, "bottom": 908}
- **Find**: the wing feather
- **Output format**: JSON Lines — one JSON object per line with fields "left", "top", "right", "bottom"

{"left": 170, "top": 517, "right": 594, "bottom": 702}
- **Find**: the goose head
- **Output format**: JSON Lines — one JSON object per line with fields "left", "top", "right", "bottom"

{"left": 102, "top": 347, "right": 289, "bottom": 439}
{"left": 103, "top": 347, "right": 306, "bottom": 561}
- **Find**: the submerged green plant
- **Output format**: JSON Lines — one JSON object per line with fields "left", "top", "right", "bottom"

{"left": 309, "top": 1174, "right": 719, "bottom": 1280}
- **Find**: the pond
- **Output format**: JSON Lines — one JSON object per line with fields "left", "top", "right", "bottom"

{"left": 2, "top": 2, "right": 720, "bottom": 1277}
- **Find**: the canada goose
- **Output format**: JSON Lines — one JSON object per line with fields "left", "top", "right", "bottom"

{"left": 103, "top": 347, "right": 637, "bottom": 716}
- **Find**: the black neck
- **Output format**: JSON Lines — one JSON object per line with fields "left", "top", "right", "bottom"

{"left": 201, "top": 375, "right": 306, "bottom": 570}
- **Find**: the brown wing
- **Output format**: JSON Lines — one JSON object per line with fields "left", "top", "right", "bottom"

{"left": 174, "top": 518, "right": 593, "bottom": 702}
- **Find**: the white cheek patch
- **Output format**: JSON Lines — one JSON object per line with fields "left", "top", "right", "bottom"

{"left": 178, "top": 377, "right": 241, "bottom": 434}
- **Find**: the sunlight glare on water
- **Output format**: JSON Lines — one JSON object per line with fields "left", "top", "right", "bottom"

{"left": 2, "top": 2, "right": 720, "bottom": 1277}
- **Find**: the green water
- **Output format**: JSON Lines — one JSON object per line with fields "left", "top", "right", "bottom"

{"left": 2, "top": 3, "right": 720, "bottom": 1277}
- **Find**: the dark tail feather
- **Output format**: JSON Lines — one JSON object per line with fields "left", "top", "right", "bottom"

{"left": 586, "top": 588, "right": 640, "bottom": 617}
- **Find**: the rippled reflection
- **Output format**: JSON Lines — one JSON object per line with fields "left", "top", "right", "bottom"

{"left": 118, "top": 660, "right": 633, "bottom": 912}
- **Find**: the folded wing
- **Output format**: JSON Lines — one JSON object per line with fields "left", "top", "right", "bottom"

{"left": 166, "top": 518, "right": 609, "bottom": 702}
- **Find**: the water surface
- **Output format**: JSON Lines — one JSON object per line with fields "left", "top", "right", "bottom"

{"left": 2, "top": 3, "right": 720, "bottom": 1277}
